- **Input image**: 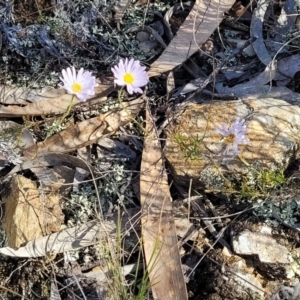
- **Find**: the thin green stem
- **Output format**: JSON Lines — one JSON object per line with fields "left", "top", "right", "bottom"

{"left": 117, "top": 88, "right": 146, "bottom": 134}
{"left": 44, "top": 94, "right": 75, "bottom": 141}
{"left": 238, "top": 154, "right": 250, "bottom": 166}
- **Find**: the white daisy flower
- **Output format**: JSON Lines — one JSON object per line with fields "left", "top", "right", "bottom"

{"left": 215, "top": 118, "right": 249, "bottom": 155}
{"left": 111, "top": 58, "right": 148, "bottom": 94}
{"left": 60, "top": 67, "right": 98, "bottom": 102}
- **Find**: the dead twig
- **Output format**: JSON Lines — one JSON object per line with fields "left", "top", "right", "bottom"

{"left": 185, "top": 36, "right": 257, "bottom": 101}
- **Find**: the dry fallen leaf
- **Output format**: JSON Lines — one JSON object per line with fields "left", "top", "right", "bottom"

{"left": 274, "top": 54, "right": 300, "bottom": 86}
{"left": 84, "top": 263, "right": 143, "bottom": 300}
{"left": 9, "top": 153, "right": 98, "bottom": 176}
{"left": 229, "top": 1, "right": 252, "bottom": 18}
{"left": 0, "top": 208, "right": 141, "bottom": 258}
{"left": 0, "top": 202, "right": 194, "bottom": 259}
{"left": 250, "top": 0, "right": 273, "bottom": 66}
{"left": 23, "top": 98, "right": 144, "bottom": 156}
{"left": 7, "top": 153, "right": 94, "bottom": 188}
{"left": 148, "top": 0, "right": 236, "bottom": 76}
{"left": 0, "top": 85, "right": 57, "bottom": 105}
{"left": 216, "top": 61, "right": 277, "bottom": 98}
{"left": 0, "top": 82, "right": 113, "bottom": 117}
{"left": 140, "top": 105, "right": 188, "bottom": 300}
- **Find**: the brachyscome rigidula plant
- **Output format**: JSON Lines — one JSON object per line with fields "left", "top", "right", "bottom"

{"left": 44, "top": 67, "right": 98, "bottom": 141}
{"left": 111, "top": 58, "right": 148, "bottom": 94}
{"left": 215, "top": 118, "right": 249, "bottom": 156}
{"left": 60, "top": 66, "right": 98, "bottom": 102}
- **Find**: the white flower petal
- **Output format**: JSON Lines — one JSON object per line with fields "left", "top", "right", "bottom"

{"left": 77, "top": 68, "right": 84, "bottom": 80}
{"left": 215, "top": 125, "right": 227, "bottom": 136}
{"left": 134, "top": 78, "right": 148, "bottom": 86}
{"left": 127, "top": 58, "right": 135, "bottom": 73}
{"left": 115, "top": 79, "right": 126, "bottom": 86}
{"left": 112, "top": 58, "right": 149, "bottom": 94}
{"left": 133, "top": 87, "right": 143, "bottom": 94}
{"left": 233, "top": 142, "right": 239, "bottom": 155}
{"left": 126, "top": 84, "right": 134, "bottom": 94}
{"left": 215, "top": 117, "right": 249, "bottom": 156}
{"left": 60, "top": 67, "right": 98, "bottom": 102}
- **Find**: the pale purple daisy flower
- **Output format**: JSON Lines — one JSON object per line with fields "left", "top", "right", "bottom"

{"left": 215, "top": 118, "right": 249, "bottom": 155}
{"left": 60, "top": 67, "right": 98, "bottom": 102}
{"left": 111, "top": 58, "right": 148, "bottom": 94}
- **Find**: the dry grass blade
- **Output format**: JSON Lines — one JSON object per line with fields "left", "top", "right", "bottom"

{"left": 140, "top": 105, "right": 188, "bottom": 300}
{"left": 23, "top": 98, "right": 144, "bottom": 156}
{"left": 148, "top": 0, "right": 236, "bottom": 77}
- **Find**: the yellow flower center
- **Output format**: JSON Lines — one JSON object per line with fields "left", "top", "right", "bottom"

{"left": 124, "top": 73, "right": 134, "bottom": 84}
{"left": 224, "top": 134, "right": 235, "bottom": 144}
{"left": 71, "top": 82, "right": 83, "bottom": 93}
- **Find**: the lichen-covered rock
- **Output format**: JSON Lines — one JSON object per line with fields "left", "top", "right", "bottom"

{"left": 2, "top": 175, "right": 64, "bottom": 249}
{"left": 221, "top": 248, "right": 264, "bottom": 298}
{"left": 164, "top": 98, "right": 300, "bottom": 188}
{"left": 232, "top": 226, "right": 292, "bottom": 264}
{"left": 231, "top": 226, "right": 297, "bottom": 280}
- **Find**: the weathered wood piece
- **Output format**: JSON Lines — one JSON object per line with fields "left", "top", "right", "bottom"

{"left": 148, "top": 0, "right": 236, "bottom": 76}
{"left": 140, "top": 106, "right": 188, "bottom": 300}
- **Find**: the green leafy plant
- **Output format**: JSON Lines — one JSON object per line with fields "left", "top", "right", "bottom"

{"left": 173, "top": 133, "right": 204, "bottom": 161}
{"left": 254, "top": 197, "right": 300, "bottom": 227}
{"left": 255, "top": 168, "right": 286, "bottom": 190}
{"left": 228, "top": 166, "right": 287, "bottom": 201}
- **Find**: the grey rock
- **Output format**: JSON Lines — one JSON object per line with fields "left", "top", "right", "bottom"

{"left": 232, "top": 226, "right": 292, "bottom": 264}
{"left": 164, "top": 98, "right": 300, "bottom": 188}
